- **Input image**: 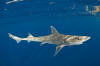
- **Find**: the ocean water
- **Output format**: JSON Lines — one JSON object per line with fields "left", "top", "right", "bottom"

{"left": 0, "top": 0, "right": 100, "bottom": 66}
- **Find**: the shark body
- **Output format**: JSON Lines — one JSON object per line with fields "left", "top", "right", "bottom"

{"left": 8, "top": 26, "right": 91, "bottom": 56}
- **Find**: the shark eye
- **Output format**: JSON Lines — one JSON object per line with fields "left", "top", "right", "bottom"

{"left": 76, "top": 38, "right": 80, "bottom": 40}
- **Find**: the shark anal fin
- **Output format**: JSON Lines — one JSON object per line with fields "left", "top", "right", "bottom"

{"left": 50, "top": 26, "right": 59, "bottom": 35}
{"left": 54, "top": 44, "right": 65, "bottom": 56}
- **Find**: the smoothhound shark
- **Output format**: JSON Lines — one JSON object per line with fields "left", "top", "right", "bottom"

{"left": 8, "top": 26, "right": 91, "bottom": 56}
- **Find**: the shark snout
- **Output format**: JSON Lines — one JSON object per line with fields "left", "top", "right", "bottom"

{"left": 85, "top": 36, "right": 91, "bottom": 40}
{"left": 82, "top": 36, "right": 91, "bottom": 42}
{"left": 77, "top": 36, "right": 91, "bottom": 44}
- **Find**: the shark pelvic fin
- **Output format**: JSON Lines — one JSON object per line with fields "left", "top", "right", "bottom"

{"left": 50, "top": 26, "right": 59, "bottom": 35}
{"left": 54, "top": 44, "right": 65, "bottom": 56}
{"left": 40, "top": 41, "right": 47, "bottom": 46}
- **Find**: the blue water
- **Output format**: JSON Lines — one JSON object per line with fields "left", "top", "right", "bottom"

{"left": 0, "top": 0, "right": 100, "bottom": 66}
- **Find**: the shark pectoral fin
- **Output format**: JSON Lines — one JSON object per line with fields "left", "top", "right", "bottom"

{"left": 54, "top": 44, "right": 65, "bottom": 56}
{"left": 50, "top": 26, "right": 59, "bottom": 35}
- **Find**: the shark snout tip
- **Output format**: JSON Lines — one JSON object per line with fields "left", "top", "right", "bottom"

{"left": 86, "top": 36, "right": 91, "bottom": 40}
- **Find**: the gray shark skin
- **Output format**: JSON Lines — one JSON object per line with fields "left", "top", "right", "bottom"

{"left": 8, "top": 26, "right": 91, "bottom": 56}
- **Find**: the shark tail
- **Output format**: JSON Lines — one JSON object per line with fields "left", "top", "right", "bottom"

{"left": 8, "top": 33, "right": 22, "bottom": 43}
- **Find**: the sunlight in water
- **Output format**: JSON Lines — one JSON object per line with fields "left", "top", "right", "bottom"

{"left": 86, "top": 5, "right": 100, "bottom": 15}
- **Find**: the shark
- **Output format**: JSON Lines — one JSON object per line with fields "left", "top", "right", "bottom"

{"left": 8, "top": 26, "right": 91, "bottom": 56}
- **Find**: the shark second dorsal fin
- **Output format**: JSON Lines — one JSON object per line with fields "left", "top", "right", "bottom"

{"left": 54, "top": 44, "right": 65, "bottom": 56}
{"left": 27, "top": 33, "right": 34, "bottom": 42}
{"left": 28, "top": 33, "right": 34, "bottom": 38}
{"left": 50, "top": 26, "right": 59, "bottom": 35}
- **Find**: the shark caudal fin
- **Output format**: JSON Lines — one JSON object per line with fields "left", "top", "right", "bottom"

{"left": 8, "top": 33, "right": 22, "bottom": 43}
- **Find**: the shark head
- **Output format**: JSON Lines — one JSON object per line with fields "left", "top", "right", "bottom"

{"left": 66, "top": 36, "right": 91, "bottom": 45}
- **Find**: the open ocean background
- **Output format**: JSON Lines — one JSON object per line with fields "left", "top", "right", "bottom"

{"left": 0, "top": 0, "right": 100, "bottom": 66}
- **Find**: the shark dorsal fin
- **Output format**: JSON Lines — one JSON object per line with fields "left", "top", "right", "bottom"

{"left": 54, "top": 44, "right": 65, "bottom": 56}
{"left": 50, "top": 26, "right": 59, "bottom": 35}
